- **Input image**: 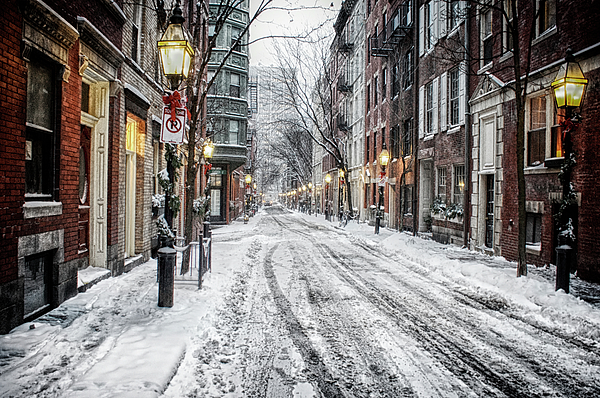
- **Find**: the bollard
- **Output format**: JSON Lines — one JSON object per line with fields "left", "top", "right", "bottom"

{"left": 158, "top": 247, "right": 176, "bottom": 307}
{"left": 555, "top": 243, "right": 571, "bottom": 293}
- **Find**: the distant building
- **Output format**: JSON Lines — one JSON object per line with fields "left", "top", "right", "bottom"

{"left": 206, "top": 0, "right": 250, "bottom": 224}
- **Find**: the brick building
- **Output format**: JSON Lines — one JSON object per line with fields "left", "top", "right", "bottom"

{"left": 468, "top": 0, "right": 600, "bottom": 281}
{"left": 0, "top": 0, "right": 125, "bottom": 333}
{"left": 415, "top": 0, "right": 469, "bottom": 244}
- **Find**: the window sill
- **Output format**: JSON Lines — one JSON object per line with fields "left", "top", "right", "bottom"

{"left": 532, "top": 26, "right": 557, "bottom": 46}
{"left": 524, "top": 164, "right": 560, "bottom": 175}
{"left": 447, "top": 125, "right": 461, "bottom": 134}
{"left": 23, "top": 201, "right": 63, "bottom": 219}
{"left": 526, "top": 244, "right": 541, "bottom": 256}
{"left": 477, "top": 63, "right": 493, "bottom": 75}
{"left": 499, "top": 51, "right": 513, "bottom": 64}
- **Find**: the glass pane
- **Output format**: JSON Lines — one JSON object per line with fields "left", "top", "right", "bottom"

{"left": 530, "top": 97, "right": 546, "bottom": 130}
{"left": 27, "top": 60, "right": 54, "bottom": 130}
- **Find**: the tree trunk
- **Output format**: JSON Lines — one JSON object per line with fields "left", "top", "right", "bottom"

{"left": 181, "top": 136, "right": 197, "bottom": 275}
{"left": 516, "top": 98, "right": 527, "bottom": 277}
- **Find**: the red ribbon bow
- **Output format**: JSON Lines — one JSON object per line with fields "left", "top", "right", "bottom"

{"left": 163, "top": 91, "right": 192, "bottom": 122}
{"left": 163, "top": 91, "right": 184, "bottom": 123}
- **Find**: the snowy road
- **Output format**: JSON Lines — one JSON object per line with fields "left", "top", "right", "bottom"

{"left": 2, "top": 205, "right": 600, "bottom": 397}
{"left": 169, "top": 206, "right": 600, "bottom": 397}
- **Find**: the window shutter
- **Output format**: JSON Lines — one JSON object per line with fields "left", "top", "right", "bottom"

{"left": 440, "top": 71, "right": 447, "bottom": 131}
{"left": 459, "top": 61, "right": 466, "bottom": 125}
{"left": 433, "top": 77, "right": 439, "bottom": 134}
{"left": 439, "top": 0, "right": 447, "bottom": 37}
{"left": 419, "top": 85, "right": 424, "bottom": 138}
{"left": 419, "top": 6, "right": 425, "bottom": 56}
{"left": 432, "top": 0, "right": 439, "bottom": 46}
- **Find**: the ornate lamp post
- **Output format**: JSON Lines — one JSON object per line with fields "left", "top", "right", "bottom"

{"left": 308, "top": 182, "right": 313, "bottom": 215}
{"left": 244, "top": 174, "right": 252, "bottom": 222}
{"left": 338, "top": 168, "right": 345, "bottom": 220}
{"left": 156, "top": 2, "right": 194, "bottom": 307}
{"left": 551, "top": 49, "right": 588, "bottom": 293}
{"left": 157, "top": 2, "right": 194, "bottom": 241}
{"left": 375, "top": 143, "right": 390, "bottom": 234}
{"left": 325, "top": 173, "right": 332, "bottom": 221}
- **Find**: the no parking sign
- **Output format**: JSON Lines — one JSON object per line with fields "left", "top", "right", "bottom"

{"left": 160, "top": 106, "right": 186, "bottom": 144}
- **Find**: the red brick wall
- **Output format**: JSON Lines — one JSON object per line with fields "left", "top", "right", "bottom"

{"left": 0, "top": 0, "right": 26, "bottom": 285}
{"left": 573, "top": 67, "right": 600, "bottom": 282}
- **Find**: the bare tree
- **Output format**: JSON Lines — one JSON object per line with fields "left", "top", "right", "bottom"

{"left": 269, "top": 33, "right": 355, "bottom": 214}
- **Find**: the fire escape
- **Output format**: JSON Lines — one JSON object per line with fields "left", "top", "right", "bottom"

{"left": 370, "top": 3, "right": 413, "bottom": 58}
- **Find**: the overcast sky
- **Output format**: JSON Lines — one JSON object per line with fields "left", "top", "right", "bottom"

{"left": 249, "top": 0, "right": 339, "bottom": 66}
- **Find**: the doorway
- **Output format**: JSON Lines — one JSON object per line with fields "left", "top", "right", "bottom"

{"left": 485, "top": 174, "right": 495, "bottom": 248}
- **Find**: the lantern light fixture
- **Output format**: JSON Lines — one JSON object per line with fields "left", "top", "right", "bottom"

{"left": 325, "top": 173, "right": 332, "bottom": 184}
{"left": 245, "top": 174, "right": 252, "bottom": 185}
{"left": 158, "top": 2, "right": 195, "bottom": 90}
{"left": 203, "top": 140, "right": 214, "bottom": 159}
{"left": 551, "top": 49, "right": 588, "bottom": 109}
{"left": 379, "top": 145, "right": 390, "bottom": 168}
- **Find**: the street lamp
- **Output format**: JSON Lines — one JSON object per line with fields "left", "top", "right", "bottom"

{"left": 338, "top": 169, "right": 345, "bottom": 220}
{"left": 156, "top": 2, "right": 194, "bottom": 307}
{"left": 325, "top": 173, "right": 332, "bottom": 221}
{"left": 552, "top": 49, "right": 588, "bottom": 294}
{"left": 308, "top": 182, "right": 313, "bottom": 215}
{"left": 375, "top": 143, "right": 390, "bottom": 234}
{"left": 158, "top": 2, "right": 194, "bottom": 91}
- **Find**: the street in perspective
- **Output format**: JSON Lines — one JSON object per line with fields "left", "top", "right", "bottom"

{"left": 3, "top": 0, "right": 600, "bottom": 397}
{"left": 1, "top": 205, "right": 600, "bottom": 397}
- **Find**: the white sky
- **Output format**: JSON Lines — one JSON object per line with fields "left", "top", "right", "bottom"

{"left": 249, "top": 0, "right": 340, "bottom": 66}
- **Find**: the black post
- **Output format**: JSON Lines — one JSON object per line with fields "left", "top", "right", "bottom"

{"left": 375, "top": 185, "right": 383, "bottom": 234}
{"left": 556, "top": 108, "right": 576, "bottom": 293}
{"left": 158, "top": 247, "right": 176, "bottom": 307}
{"left": 325, "top": 184, "right": 330, "bottom": 221}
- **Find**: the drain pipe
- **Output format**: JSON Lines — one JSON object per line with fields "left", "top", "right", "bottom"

{"left": 463, "top": 2, "right": 472, "bottom": 248}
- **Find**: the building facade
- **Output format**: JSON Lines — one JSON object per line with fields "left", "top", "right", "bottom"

{"left": 206, "top": 0, "right": 250, "bottom": 224}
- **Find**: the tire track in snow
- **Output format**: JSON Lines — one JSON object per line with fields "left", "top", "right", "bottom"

{"left": 263, "top": 243, "right": 346, "bottom": 398}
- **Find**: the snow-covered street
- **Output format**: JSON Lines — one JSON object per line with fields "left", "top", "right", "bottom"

{"left": 2, "top": 204, "right": 600, "bottom": 397}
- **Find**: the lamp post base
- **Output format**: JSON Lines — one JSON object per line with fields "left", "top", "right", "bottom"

{"left": 556, "top": 243, "right": 572, "bottom": 293}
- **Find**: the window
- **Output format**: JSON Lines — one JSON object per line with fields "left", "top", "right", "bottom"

{"left": 366, "top": 134, "right": 370, "bottom": 163}
{"left": 453, "top": 165, "right": 465, "bottom": 204}
{"left": 481, "top": 7, "right": 493, "bottom": 66}
{"left": 403, "top": 185, "right": 413, "bottom": 215}
{"left": 207, "top": 70, "right": 216, "bottom": 95}
{"left": 392, "top": 62, "right": 400, "bottom": 97}
{"left": 437, "top": 167, "right": 447, "bottom": 200}
{"left": 527, "top": 94, "right": 562, "bottom": 165}
{"left": 402, "top": 118, "right": 413, "bottom": 156}
{"left": 425, "top": 2, "right": 434, "bottom": 50}
{"left": 449, "top": 68, "right": 460, "bottom": 126}
{"left": 373, "top": 130, "right": 377, "bottom": 162}
{"left": 528, "top": 96, "right": 546, "bottom": 166}
{"left": 231, "top": 27, "right": 242, "bottom": 52}
{"left": 26, "top": 57, "right": 57, "bottom": 199}
{"left": 401, "top": 1, "right": 412, "bottom": 27}
{"left": 391, "top": 124, "right": 400, "bottom": 159}
{"left": 382, "top": 68, "right": 387, "bottom": 99}
{"left": 367, "top": 84, "right": 371, "bottom": 111}
{"left": 449, "top": 0, "right": 461, "bottom": 31}
{"left": 425, "top": 82, "right": 434, "bottom": 135}
{"left": 503, "top": 0, "right": 515, "bottom": 53}
{"left": 230, "top": 73, "right": 240, "bottom": 97}
{"left": 132, "top": 4, "right": 142, "bottom": 63}
{"left": 403, "top": 48, "right": 413, "bottom": 89}
{"left": 229, "top": 119, "right": 239, "bottom": 144}
{"left": 537, "top": 0, "right": 556, "bottom": 37}
{"left": 374, "top": 76, "right": 378, "bottom": 105}
{"left": 526, "top": 212, "right": 542, "bottom": 246}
